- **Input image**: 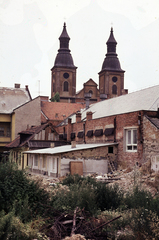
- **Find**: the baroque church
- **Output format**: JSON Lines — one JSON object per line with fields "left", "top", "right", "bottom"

{"left": 51, "top": 23, "right": 128, "bottom": 103}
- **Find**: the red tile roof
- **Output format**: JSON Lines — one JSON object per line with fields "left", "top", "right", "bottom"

{"left": 41, "top": 102, "right": 85, "bottom": 121}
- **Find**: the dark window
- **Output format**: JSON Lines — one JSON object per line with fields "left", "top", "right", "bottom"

{"left": 112, "top": 76, "right": 117, "bottom": 82}
{"left": 89, "top": 90, "right": 93, "bottom": 95}
{"left": 59, "top": 134, "right": 63, "bottom": 140}
{"left": 86, "top": 130, "right": 93, "bottom": 137}
{"left": 64, "top": 81, "right": 68, "bottom": 91}
{"left": 71, "top": 133, "right": 75, "bottom": 140}
{"left": 94, "top": 129, "right": 103, "bottom": 137}
{"left": 63, "top": 73, "right": 69, "bottom": 79}
{"left": 104, "top": 128, "right": 114, "bottom": 136}
{"left": 108, "top": 147, "right": 114, "bottom": 153}
{"left": 63, "top": 134, "right": 67, "bottom": 140}
{"left": 77, "top": 131, "right": 84, "bottom": 138}
{"left": 112, "top": 85, "right": 117, "bottom": 94}
{"left": 0, "top": 127, "right": 4, "bottom": 136}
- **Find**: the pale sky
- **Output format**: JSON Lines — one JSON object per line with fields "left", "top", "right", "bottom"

{"left": 0, "top": 0, "right": 159, "bottom": 98}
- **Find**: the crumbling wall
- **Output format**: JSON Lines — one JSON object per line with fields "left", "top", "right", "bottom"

{"left": 143, "top": 116, "right": 159, "bottom": 166}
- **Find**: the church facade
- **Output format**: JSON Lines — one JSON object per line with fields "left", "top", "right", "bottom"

{"left": 51, "top": 23, "right": 128, "bottom": 103}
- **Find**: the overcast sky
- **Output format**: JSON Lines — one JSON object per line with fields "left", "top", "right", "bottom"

{"left": 0, "top": 0, "right": 159, "bottom": 99}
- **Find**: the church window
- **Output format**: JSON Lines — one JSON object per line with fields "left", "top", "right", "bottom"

{"left": 112, "top": 85, "right": 117, "bottom": 94}
{"left": 89, "top": 90, "right": 93, "bottom": 95}
{"left": 63, "top": 72, "right": 69, "bottom": 79}
{"left": 112, "top": 76, "right": 117, "bottom": 82}
{"left": 64, "top": 81, "right": 69, "bottom": 91}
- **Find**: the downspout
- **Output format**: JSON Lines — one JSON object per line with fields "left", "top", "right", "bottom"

{"left": 114, "top": 117, "right": 116, "bottom": 142}
{"left": 83, "top": 122, "right": 86, "bottom": 144}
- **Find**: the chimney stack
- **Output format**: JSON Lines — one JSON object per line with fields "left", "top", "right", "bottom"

{"left": 76, "top": 112, "right": 81, "bottom": 123}
{"left": 15, "top": 83, "right": 20, "bottom": 88}
{"left": 86, "top": 111, "right": 93, "bottom": 121}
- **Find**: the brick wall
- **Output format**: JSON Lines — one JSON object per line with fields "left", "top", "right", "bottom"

{"left": 143, "top": 116, "right": 159, "bottom": 164}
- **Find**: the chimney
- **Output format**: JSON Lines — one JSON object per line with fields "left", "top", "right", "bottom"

{"left": 76, "top": 112, "right": 81, "bottom": 123}
{"left": 86, "top": 111, "right": 93, "bottom": 121}
{"left": 84, "top": 92, "right": 91, "bottom": 109}
{"left": 67, "top": 118, "right": 72, "bottom": 141}
{"left": 15, "top": 83, "right": 20, "bottom": 88}
{"left": 50, "top": 143, "right": 55, "bottom": 148}
{"left": 122, "top": 89, "right": 128, "bottom": 95}
{"left": 25, "top": 85, "right": 28, "bottom": 90}
{"left": 71, "top": 141, "right": 76, "bottom": 148}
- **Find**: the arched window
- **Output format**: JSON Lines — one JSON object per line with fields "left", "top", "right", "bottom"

{"left": 112, "top": 85, "right": 117, "bottom": 94}
{"left": 89, "top": 90, "right": 93, "bottom": 95}
{"left": 64, "top": 81, "right": 68, "bottom": 92}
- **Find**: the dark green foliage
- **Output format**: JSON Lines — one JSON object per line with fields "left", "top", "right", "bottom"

{"left": 62, "top": 173, "right": 97, "bottom": 187}
{"left": 95, "top": 183, "right": 123, "bottom": 211}
{"left": 51, "top": 181, "right": 97, "bottom": 215}
{"left": 50, "top": 92, "right": 60, "bottom": 102}
{"left": 123, "top": 186, "right": 153, "bottom": 210}
{"left": 0, "top": 162, "right": 49, "bottom": 221}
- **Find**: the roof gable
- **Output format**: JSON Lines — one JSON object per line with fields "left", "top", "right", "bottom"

{"left": 84, "top": 78, "right": 98, "bottom": 86}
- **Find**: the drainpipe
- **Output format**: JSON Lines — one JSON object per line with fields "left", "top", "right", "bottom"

{"left": 114, "top": 117, "right": 116, "bottom": 142}
{"left": 83, "top": 122, "right": 86, "bottom": 144}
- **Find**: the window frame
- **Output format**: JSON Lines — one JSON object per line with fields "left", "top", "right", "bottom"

{"left": 124, "top": 127, "right": 138, "bottom": 152}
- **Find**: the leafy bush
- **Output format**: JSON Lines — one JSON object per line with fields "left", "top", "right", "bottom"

{"left": 123, "top": 186, "right": 152, "bottom": 210}
{"left": 95, "top": 183, "right": 123, "bottom": 211}
{"left": 0, "top": 162, "right": 49, "bottom": 221}
{"left": 51, "top": 181, "right": 97, "bottom": 215}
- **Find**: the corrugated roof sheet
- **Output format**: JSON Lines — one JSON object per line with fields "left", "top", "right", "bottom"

{"left": 0, "top": 87, "right": 31, "bottom": 114}
{"left": 24, "top": 143, "right": 118, "bottom": 155}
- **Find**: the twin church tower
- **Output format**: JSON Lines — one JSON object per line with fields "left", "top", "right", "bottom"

{"left": 51, "top": 23, "right": 127, "bottom": 103}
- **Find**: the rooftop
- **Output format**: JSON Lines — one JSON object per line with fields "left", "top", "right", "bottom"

{"left": 24, "top": 142, "right": 117, "bottom": 155}
{"left": 0, "top": 86, "right": 31, "bottom": 114}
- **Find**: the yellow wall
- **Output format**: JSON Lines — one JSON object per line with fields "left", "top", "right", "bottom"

{"left": 0, "top": 114, "right": 11, "bottom": 122}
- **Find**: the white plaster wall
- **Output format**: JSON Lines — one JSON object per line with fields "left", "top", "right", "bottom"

{"left": 61, "top": 158, "right": 108, "bottom": 176}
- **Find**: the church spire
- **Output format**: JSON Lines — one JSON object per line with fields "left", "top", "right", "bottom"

{"left": 101, "top": 27, "right": 123, "bottom": 71}
{"left": 59, "top": 22, "right": 70, "bottom": 49}
{"left": 53, "top": 22, "right": 76, "bottom": 68}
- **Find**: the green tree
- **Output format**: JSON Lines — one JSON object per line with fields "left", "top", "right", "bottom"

{"left": 50, "top": 92, "right": 60, "bottom": 102}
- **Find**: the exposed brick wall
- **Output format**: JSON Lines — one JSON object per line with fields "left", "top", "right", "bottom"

{"left": 143, "top": 116, "right": 159, "bottom": 164}
{"left": 56, "top": 110, "right": 159, "bottom": 169}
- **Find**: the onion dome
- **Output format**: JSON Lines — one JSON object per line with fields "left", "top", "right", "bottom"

{"left": 101, "top": 27, "right": 124, "bottom": 72}
{"left": 53, "top": 23, "right": 76, "bottom": 68}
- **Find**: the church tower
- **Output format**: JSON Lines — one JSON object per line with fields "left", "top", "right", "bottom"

{"left": 51, "top": 23, "right": 77, "bottom": 102}
{"left": 99, "top": 28, "right": 127, "bottom": 100}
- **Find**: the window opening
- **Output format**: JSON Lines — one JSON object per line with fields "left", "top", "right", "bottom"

{"left": 64, "top": 81, "right": 68, "bottom": 91}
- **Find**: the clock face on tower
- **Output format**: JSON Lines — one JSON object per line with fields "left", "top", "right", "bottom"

{"left": 63, "top": 72, "right": 69, "bottom": 79}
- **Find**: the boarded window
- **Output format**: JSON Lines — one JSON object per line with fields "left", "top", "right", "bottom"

{"left": 104, "top": 128, "right": 114, "bottom": 136}
{"left": 94, "top": 129, "right": 103, "bottom": 137}
{"left": 86, "top": 130, "right": 93, "bottom": 137}
{"left": 77, "top": 131, "right": 84, "bottom": 138}
{"left": 71, "top": 132, "right": 76, "bottom": 140}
